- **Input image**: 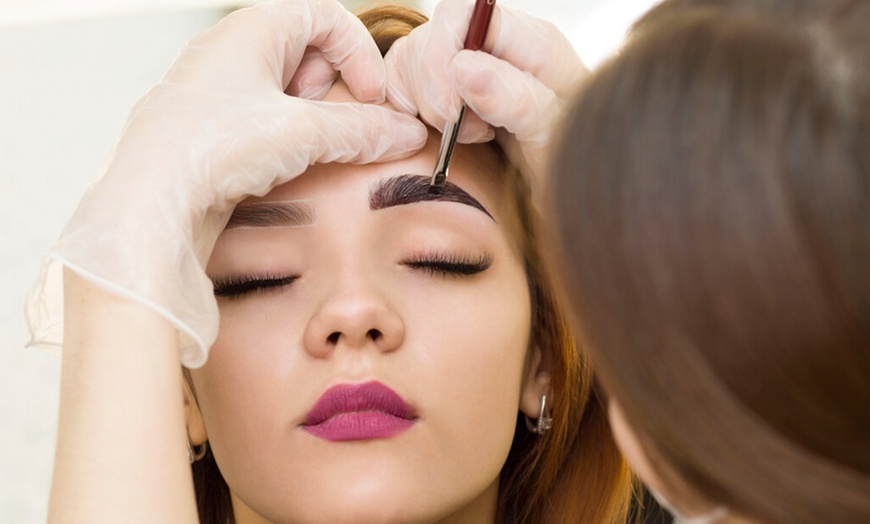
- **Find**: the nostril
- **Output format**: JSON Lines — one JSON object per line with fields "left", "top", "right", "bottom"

{"left": 323, "top": 329, "right": 385, "bottom": 347}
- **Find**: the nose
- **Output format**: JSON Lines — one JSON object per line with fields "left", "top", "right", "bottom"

{"left": 303, "top": 287, "right": 404, "bottom": 358}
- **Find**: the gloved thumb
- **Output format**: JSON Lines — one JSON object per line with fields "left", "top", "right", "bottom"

{"left": 287, "top": 50, "right": 339, "bottom": 99}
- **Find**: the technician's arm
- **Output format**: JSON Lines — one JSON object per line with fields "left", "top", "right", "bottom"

{"left": 52, "top": 273, "right": 194, "bottom": 522}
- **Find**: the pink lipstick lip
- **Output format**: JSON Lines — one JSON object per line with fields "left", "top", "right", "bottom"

{"left": 303, "top": 381, "right": 418, "bottom": 442}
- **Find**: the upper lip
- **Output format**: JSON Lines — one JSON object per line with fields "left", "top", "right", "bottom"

{"left": 304, "top": 381, "right": 417, "bottom": 426}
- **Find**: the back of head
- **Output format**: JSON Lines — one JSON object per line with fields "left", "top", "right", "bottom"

{"left": 548, "top": 0, "right": 870, "bottom": 522}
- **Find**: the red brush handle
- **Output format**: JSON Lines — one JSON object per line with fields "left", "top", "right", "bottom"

{"left": 463, "top": 0, "right": 496, "bottom": 51}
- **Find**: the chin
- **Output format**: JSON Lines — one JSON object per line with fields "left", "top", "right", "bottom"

{"left": 317, "top": 475, "right": 428, "bottom": 522}
{"left": 249, "top": 472, "right": 438, "bottom": 524}
{"left": 308, "top": 504, "right": 424, "bottom": 524}
{"left": 265, "top": 495, "right": 438, "bottom": 524}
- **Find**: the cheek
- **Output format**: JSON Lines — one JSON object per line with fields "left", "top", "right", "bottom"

{"left": 402, "top": 262, "right": 533, "bottom": 445}
{"left": 190, "top": 303, "right": 311, "bottom": 461}
{"left": 419, "top": 288, "right": 531, "bottom": 395}
{"left": 422, "top": 324, "right": 529, "bottom": 462}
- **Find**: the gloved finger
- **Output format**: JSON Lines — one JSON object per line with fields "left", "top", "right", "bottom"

{"left": 292, "top": 2, "right": 388, "bottom": 103}
{"left": 451, "top": 51, "right": 559, "bottom": 143}
{"left": 385, "top": 38, "right": 492, "bottom": 143}
{"left": 287, "top": 48, "right": 338, "bottom": 99}
{"left": 171, "top": 0, "right": 386, "bottom": 102}
{"left": 451, "top": 51, "right": 560, "bottom": 179}
{"left": 383, "top": 36, "right": 418, "bottom": 115}
{"left": 290, "top": 100, "right": 429, "bottom": 164}
{"left": 455, "top": 109, "right": 496, "bottom": 143}
{"left": 189, "top": 98, "right": 427, "bottom": 206}
{"left": 256, "top": 98, "right": 429, "bottom": 189}
{"left": 384, "top": 0, "right": 467, "bottom": 125}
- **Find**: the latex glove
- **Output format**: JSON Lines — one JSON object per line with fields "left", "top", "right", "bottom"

{"left": 384, "top": 0, "right": 587, "bottom": 186}
{"left": 26, "top": 0, "right": 428, "bottom": 368}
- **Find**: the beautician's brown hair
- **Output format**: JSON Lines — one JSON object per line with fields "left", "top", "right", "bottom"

{"left": 188, "top": 3, "right": 633, "bottom": 523}
{"left": 547, "top": 0, "right": 870, "bottom": 522}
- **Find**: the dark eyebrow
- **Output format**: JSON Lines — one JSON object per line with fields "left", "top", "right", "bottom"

{"left": 225, "top": 201, "right": 315, "bottom": 229}
{"left": 369, "top": 174, "right": 494, "bottom": 220}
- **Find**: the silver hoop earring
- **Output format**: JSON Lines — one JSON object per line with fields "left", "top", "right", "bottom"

{"left": 525, "top": 394, "right": 552, "bottom": 435}
{"left": 187, "top": 440, "right": 208, "bottom": 464}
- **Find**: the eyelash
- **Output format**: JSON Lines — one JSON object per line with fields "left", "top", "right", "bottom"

{"left": 211, "top": 252, "right": 492, "bottom": 298}
{"left": 211, "top": 274, "right": 298, "bottom": 299}
{"left": 403, "top": 252, "right": 493, "bottom": 278}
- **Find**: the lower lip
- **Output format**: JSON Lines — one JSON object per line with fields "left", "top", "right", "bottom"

{"left": 303, "top": 411, "right": 417, "bottom": 442}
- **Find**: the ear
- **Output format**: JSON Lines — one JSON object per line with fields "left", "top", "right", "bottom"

{"left": 519, "top": 344, "right": 552, "bottom": 418}
{"left": 183, "top": 374, "right": 208, "bottom": 446}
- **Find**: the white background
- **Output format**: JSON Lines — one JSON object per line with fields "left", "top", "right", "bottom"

{"left": 0, "top": 0, "right": 658, "bottom": 520}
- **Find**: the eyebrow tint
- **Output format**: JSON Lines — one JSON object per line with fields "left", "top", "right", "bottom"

{"left": 369, "top": 174, "right": 493, "bottom": 220}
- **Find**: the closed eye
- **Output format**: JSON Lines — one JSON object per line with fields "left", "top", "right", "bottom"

{"left": 211, "top": 275, "right": 298, "bottom": 299}
{"left": 403, "top": 252, "right": 493, "bottom": 278}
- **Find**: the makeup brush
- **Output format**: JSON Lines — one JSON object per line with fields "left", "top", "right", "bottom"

{"left": 430, "top": 0, "right": 497, "bottom": 190}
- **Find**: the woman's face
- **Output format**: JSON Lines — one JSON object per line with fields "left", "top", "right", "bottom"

{"left": 191, "top": 82, "right": 540, "bottom": 523}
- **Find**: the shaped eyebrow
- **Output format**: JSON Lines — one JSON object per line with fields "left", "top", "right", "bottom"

{"left": 369, "top": 174, "right": 494, "bottom": 220}
{"left": 225, "top": 200, "right": 316, "bottom": 229}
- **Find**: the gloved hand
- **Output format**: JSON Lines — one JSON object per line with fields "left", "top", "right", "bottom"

{"left": 383, "top": 0, "right": 587, "bottom": 186}
{"left": 26, "top": 0, "right": 428, "bottom": 368}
